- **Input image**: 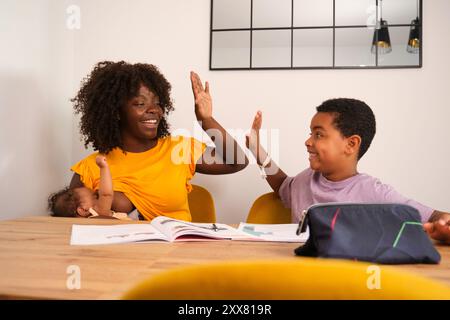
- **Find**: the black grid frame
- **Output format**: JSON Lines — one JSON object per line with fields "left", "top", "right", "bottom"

{"left": 209, "top": 0, "right": 422, "bottom": 70}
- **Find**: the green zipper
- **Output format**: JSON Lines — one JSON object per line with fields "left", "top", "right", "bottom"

{"left": 393, "top": 221, "right": 423, "bottom": 248}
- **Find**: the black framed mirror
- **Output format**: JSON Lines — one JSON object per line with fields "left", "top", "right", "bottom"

{"left": 210, "top": 0, "right": 422, "bottom": 70}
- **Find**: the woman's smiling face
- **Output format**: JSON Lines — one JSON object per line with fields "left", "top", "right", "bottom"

{"left": 121, "top": 85, "right": 164, "bottom": 142}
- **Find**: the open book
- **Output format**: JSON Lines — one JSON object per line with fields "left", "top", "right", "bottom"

{"left": 238, "top": 223, "right": 309, "bottom": 243}
{"left": 70, "top": 216, "right": 253, "bottom": 245}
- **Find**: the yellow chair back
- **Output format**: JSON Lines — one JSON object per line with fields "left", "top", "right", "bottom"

{"left": 188, "top": 184, "right": 216, "bottom": 223}
{"left": 122, "top": 258, "right": 450, "bottom": 300}
{"left": 246, "top": 192, "right": 291, "bottom": 224}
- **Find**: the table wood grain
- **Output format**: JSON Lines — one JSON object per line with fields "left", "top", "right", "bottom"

{"left": 0, "top": 216, "right": 448, "bottom": 299}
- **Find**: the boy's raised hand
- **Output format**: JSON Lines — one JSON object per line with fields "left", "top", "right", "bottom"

{"left": 190, "top": 71, "right": 212, "bottom": 121}
{"left": 246, "top": 111, "right": 262, "bottom": 153}
{"left": 424, "top": 218, "right": 450, "bottom": 244}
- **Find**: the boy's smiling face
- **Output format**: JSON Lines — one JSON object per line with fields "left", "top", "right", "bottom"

{"left": 305, "top": 112, "right": 359, "bottom": 179}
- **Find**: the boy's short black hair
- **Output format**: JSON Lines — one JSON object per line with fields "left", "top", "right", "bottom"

{"left": 316, "top": 98, "right": 376, "bottom": 160}
{"left": 48, "top": 187, "right": 78, "bottom": 217}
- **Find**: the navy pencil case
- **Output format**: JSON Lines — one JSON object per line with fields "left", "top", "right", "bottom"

{"left": 295, "top": 203, "right": 441, "bottom": 264}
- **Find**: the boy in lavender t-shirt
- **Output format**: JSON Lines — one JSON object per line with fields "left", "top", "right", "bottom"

{"left": 246, "top": 98, "right": 450, "bottom": 244}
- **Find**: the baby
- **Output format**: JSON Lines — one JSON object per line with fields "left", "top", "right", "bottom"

{"left": 48, "top": 155, "right": 130, "bottom": 220}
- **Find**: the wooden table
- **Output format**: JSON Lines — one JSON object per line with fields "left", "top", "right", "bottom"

{"left": 0, "top": 216, "right": 448, "bottom": 300}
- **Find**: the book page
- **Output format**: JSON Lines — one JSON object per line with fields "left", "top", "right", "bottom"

{"left": 70, "top": 224, "right": 168, "bottom": 245}
{"left": 150, "top": 216, "right": 254, "bottom": 241}
{"left": 237, "top": 223, "right": 310, "bottom": 243}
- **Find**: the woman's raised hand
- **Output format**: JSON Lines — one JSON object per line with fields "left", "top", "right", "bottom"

{"left": 190, "top": 71, "right": 212, "bottom": 121}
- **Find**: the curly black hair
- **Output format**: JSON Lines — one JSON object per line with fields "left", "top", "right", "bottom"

{"left": 72, "top": 61, "right": 174, "bottom": 154}
{"left": 316, "top": 98, "right": 376, "bottom": 160}
{"left": 48, "top": 187, "right": 78, "bottom": 217}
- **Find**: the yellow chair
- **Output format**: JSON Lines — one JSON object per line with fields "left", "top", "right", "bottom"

{"left": 188, "top": 184, "right": 216, "bottom": 223}
{"left": 122, "top": 259, "right": 450, "bottom": 300}
{"left": 246, "top": 192, "right": 291, "bottom": 224}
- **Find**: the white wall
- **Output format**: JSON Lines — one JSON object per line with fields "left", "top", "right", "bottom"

{"left": 2, "top": 0, "right": 449, "bottom": 223}
{"left": 0, "top": 0, "right": 75, "bottom": 220}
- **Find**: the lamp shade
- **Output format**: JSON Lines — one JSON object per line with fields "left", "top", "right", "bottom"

{"left": 407, "top": 17, "right": 420, "bottom": 54}
{"left": 371, "top": 19, "right": 392, "bottom": 54}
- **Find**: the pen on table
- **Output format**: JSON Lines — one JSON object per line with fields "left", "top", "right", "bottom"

{"left": 212, "top": 223, "right": 218, "bottom": 232}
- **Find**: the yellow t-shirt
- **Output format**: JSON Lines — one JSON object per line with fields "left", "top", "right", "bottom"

{"left": 71, "top": 136, "right": 206, "bottom": 222}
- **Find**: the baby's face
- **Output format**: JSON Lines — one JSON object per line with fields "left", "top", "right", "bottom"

{"left": 73, "top": 187, "right": 98, "bottom": 217}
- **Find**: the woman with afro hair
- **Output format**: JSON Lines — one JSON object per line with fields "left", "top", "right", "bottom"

{"left": 59, "top": 61, "right": 248, "bottom": 221}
